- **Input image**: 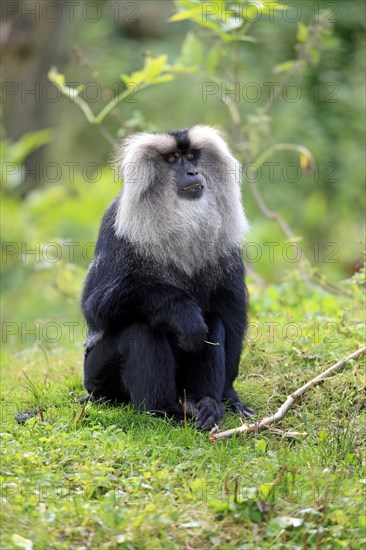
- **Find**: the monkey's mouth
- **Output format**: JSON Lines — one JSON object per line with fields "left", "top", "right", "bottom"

{"left": 179, "top": 183, "right": 204, "bottom": 199}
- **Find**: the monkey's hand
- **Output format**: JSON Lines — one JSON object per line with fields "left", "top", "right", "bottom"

{"left": 178, "top": 324, "right": 207, "bottom": 352}
{"left": 177, "top": 315, "right": 208, "bottom": 353}
{"left": 152, "top": 297, "right": 208, "bottom": 353}
{"left": 174, "top": 300, "right": 208, "bottom": 352}
{"left": 196, "top": 397, "right": 225, "bottom": 430}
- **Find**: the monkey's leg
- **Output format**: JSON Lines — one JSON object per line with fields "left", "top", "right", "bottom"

{"left": 83, "top": 334, "right": 129, "bottom": 403}
{"left": 118, "top": 323, "right": 184, "bottom": 420}
{"left": 222, "top": 325, "right": 256, "bottom": 418}
{"left": 222, "top": 332, "right": 256, "bottom": 418}
{"left": 182, "top": 315, "right": 226, "bottom": 430}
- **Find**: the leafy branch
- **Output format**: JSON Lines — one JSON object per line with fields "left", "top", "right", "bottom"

{"left": 48, "top": 55, "right": 174, "bottom": 125}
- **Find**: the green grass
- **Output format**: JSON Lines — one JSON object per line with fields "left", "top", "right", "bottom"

{"left": 1, "top": 276, "right": 365, "bottom": 549}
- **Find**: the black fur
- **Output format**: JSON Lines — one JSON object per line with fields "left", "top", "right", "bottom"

{"left": 81, "top": 197, "right": 255, "bottom": 429}
{"left": 169, "top": 128, "right": 190, "bottom": 151}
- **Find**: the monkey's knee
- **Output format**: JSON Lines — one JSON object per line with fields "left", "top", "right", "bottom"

{"left": 83, "top": 337, "right": 125, "bottom": 401}
{"left": 83, "top": 347, "right": 103, "bottom": 395}
{"left": 120, "top": 322, "right": 156, "bottom": 351}
{"left": 121, "top": 323, "right": 179, "bottom": 412}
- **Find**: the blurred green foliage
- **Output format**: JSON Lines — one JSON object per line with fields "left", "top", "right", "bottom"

{"left": 1, "top": 0, "right": 365, "bottom": 346}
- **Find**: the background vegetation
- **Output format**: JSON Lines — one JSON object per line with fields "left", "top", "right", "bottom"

{"left": 1, "top": 1, "right": 365, "bottom": 548}
{"left": 1, "top": 0, "right": 365, "bottom": 333}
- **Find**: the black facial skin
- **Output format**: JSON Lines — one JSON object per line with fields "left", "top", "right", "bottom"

{"left": 164, "top": 150, "right": 204, "bottom": 200}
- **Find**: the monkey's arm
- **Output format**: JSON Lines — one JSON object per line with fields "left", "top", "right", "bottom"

{"left": 81, "top": 200, "right": 207, "bottom": 349}
{"left": 143, "top": 284, "right": 208, "bottom": 352}
{"left": 82, "top": 267, "right": 207, "bottom": 352}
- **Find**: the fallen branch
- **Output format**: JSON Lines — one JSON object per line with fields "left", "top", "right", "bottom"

{"left": 210, "top": 346, "right": 366, "bottom": 442}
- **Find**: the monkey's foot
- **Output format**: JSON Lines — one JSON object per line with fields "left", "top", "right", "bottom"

{"left": 230, "top": 400, "right": 256, "bottom": 418}
{"left": 179, "top": 399, "right": 198, "bottom": 417}
{"left": 78, "top": 394, "right": 92, "bottom": 404}
{"left": 15, "top": 409, "right": 41, "bottom": 425}
{"left": 196, "top": 396, "right": 224, "bottom": 430}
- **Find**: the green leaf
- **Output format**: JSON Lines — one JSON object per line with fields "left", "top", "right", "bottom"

{"left": 178, "top": 32, "right": 204, "bottom": 68}
{"left": 329, "top": 509, "right": 350, "bottom": 526}
{"left": 297, "top": 22, "right": 309, "bottom": 43}
{"left": 309, "top": 47, "right": 320, "bottom": 65}
{"left": 244, "top": 4, "right": 261, "bottom": 19}
{"left": 48, "top": 67, "right": 65, "bottom": 87}
{"left": 121, "top": 55, "right": 174, "bottom": 86}
{"left": 121, "top": 70, "right": 145, "bottom": 86}
{"left": 209, "top": 499, "right": 230, "bottom": 514}
{"left": 255, "top": 439, "right": 267, "bottom": 453}
{"left": 273, "top": 60, "right": 295, "bottom": 74}
{"left": 48, "top": 67, "right": 83, "bottom": 98}
{"left": 170, "top": 64, "right": 199, "bottom": 75}
{"left": 259, "top": 482, "right": 274, "bottom": 500}
{"left": 168, "top": 7, "right": 202, "bottom": 22}
{"left": 144, "top": 55, "right": 171, "bottom": 82}
{"left": 150, "top": 74, "right": 175, "bottom": 84}
{"left": 345, "top": 453, "right": 358, "bottom": 465}
{"left": 170, "top": 1, "right": 230, "bottom": 39}
{"left": 300, "top": 150, "right": 314, "bottom": 172}
{"left": 249, "top": 504, "right": 263, "bottom": 523}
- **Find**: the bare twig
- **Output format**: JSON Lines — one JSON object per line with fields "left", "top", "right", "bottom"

{"left": 182, "top": 389, "right": 187, "bottom": 425}
{"left": 204, "top": 340, "right": 220, "bottom": 346}
{"left": 210, "top": 346, "right": 366, "bottom": 441}
{"left": 75, "top": 399, "right": 88, "bottom": 424}
{"left": 246, "top": 175, "right": 294, "bottom": 240}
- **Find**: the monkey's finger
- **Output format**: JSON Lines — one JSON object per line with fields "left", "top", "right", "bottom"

{"left": 234, "top": 402, "right": 256, "bottom": 417}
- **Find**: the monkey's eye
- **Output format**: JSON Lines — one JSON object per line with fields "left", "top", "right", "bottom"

{"left": 185, "top": 151, "right": 196, "bottom": 161}
{"left": 165, "top": 153, "right": 180, "bottom": 163}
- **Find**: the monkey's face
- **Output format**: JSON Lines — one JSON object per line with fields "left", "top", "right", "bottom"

{"left": 116, "top": 125, "right": 242, "bottom": 207}
{"left": 163, "top": 149, "right": 204, "bottom": 200}
{"left": 115, "top": 126, "right": 249, "bottom": 265}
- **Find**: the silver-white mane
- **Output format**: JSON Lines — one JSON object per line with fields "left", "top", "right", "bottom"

{"left": 114, "top": 125, "right": 249, "bottom": 275}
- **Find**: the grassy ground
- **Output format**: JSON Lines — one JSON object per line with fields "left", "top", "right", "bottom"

{"left": 1, "top": 275, "right": 365, "bottom": 549}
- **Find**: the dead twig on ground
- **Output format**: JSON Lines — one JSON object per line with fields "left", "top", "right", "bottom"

{"left": 210, "top": 346, "right": 366, "bottom": 442}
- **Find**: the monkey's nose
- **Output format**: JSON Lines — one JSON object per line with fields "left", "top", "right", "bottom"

{"left": 187, "top": 170, "right": 199, "bottom": 176}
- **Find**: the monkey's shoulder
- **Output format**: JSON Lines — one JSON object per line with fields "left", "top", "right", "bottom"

{"left": 94, "top": 197, "right": 120, "bottom": 250}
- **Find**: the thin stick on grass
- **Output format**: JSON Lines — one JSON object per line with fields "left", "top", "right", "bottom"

{"left": 182, "top": 389, "right": 187, "bottom": 425}
{"left": 210, "top": 346, "right": 366, "bottom": 442}
{"left": 75, "top": 398, "right": 88, "bottom": 424}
